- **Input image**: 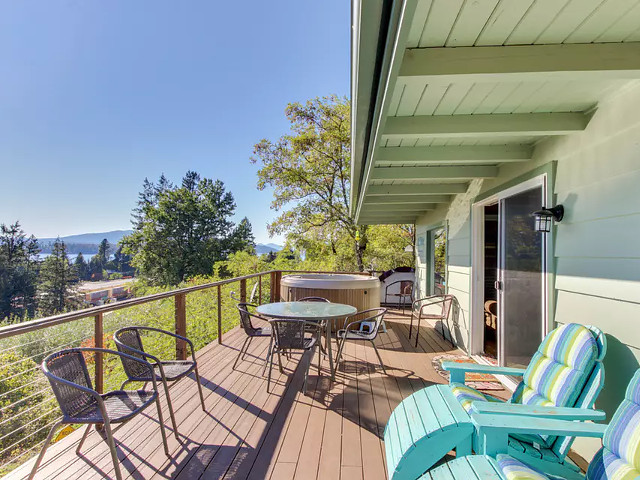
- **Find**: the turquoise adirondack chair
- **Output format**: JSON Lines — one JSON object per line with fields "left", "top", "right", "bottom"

{"left": 384, "top": 323, "right": 607, "bottom": 479}
{"left": 419, "top": 369, "right": 640, "bottom": 480}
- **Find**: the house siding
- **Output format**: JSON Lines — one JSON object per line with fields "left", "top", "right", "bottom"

{"left": 415, "top": 80, "right": 640, "bottom": 460}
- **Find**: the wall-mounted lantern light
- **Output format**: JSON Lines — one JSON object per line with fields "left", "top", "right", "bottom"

{"left": 532, "top": 205, "right": 564, "bottom": 233}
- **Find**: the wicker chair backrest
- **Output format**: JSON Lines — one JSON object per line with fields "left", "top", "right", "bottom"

{"left": 114, "top": 328, "right": 150, "bottom": 379}
{"left": 237, "top": 303, "right": 260, "bottom": 334}
{"left": 45, "top": 350, "right": 96, "bottom": 419}
{"left": 271, "top": 319, "right": 311, "bottom": 350}
{"left": 299, "top": 297, "right": 330, "bottom": 303}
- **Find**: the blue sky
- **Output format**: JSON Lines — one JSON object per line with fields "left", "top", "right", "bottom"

{"left": 0, "top": 0, "right": 349, "bottom": 244}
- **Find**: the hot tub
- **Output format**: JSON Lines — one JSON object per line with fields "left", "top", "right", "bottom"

{"left": 280, "top": 273, "right": 381, "bottom": 312}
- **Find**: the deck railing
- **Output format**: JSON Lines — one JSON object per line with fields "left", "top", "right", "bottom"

{"left": 0, "top": 269, "right": 372, "bottom": 475}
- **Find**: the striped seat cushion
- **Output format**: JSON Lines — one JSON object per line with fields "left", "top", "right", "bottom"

{"left": 496, "top": 454, "right": 550, "bottom": 480}
{"left": 509, "top": 323, "right": 599, "bottom": 447}
{"left": 450, "top": 383, "right": 502, "bottom": 412}
{"left": 587, "top": 371, "right": 640, "bottom": 480}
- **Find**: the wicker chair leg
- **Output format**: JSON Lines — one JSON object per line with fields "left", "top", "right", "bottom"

{"left": 102, "top": 419, "right": 123, "bottom": 480}
{"left": 335, "top": 338, "right": 346, "bottom": 372}
{"left": 28, "top": 420, "right": 62, "bottom": 480}
{"left": 267, "top": 348, "right": 274, "bottom": 393}
{"left": 371, "top": 340, "right": 387, "bottom": 374}
{"left": 409, "top": 312, "right": 414, "bottom": 338}
{"left": 263, "top": 337, "right": 273, "bottom": 376}
{"left": 233, "top": 337, "right": 250, "bottom": 370}
{"left": 317, "top": 343, "right": 322, "bottom": 373}
{"left": 277, "top": 351, "right": 284, "bottom": 374}
{"left": 303, "top": 349, "right": 311, "bottom": 394}
{"left": 193, "top": 364, "right": 207, "bottom": 412}
{"left": 154, "top": 395, "right": 170, "bottom": 456}
{"left": 161, "top": 379, "right": 181, "bottom": 442}
{"left": 243, "top": 336, "right": 253, "bottom": 360}
{"left": 76, "top": 424, "right": 92, "bottom": 454}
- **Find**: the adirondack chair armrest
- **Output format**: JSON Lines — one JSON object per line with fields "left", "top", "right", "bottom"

{"left": 471, "top": 413, "right": 608, "bottom": 456}
{"left": 442, "top": 361, "right": 526, "bottom": 385}
{"left": 470, "top": 403, "right": 606, "bottom": 421}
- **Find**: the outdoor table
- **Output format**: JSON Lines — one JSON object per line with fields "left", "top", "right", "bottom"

{"left": 256, "top": 301, "right": 357, "bottom": 380}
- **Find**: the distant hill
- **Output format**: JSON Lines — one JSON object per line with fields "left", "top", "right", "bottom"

{"left": 37, "top": 229, "right": 281, "bottom": 256}
{"left": 256, "top": 243, "right": 282, "bottom": 255}
{"left": 38, "top": 230, "right": 134, "bottom": 246}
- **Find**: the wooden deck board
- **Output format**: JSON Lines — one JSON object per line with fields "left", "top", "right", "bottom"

{"left": 9, "top": 310, "right": 504, "bottom": 480}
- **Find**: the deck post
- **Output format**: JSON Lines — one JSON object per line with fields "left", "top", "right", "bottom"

{"left": 175, "top": 293, "right": 187, "bottom": 360}
{"left": 94, "top": 313, "right": 104, "bottom": 394}
{"left": 217, "top": 285, "right": 222, "bottom": 344}
{"left": 258, "top": 275, "right": 262, "bottom": 305}
{"left": 240, "top": 278, "right": 247, "bottom": 303}
{"left": 275, "top": 271, "right": 282, "bottom": 302}
{"left": 270, "top": 272, "right": 276, "bottom": 303}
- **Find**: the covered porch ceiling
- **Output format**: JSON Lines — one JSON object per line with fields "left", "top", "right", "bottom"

{"left": 351, "top": 0, "right": 640, "bottom": 225}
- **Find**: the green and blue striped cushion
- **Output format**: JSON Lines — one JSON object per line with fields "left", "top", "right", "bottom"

{"left": 450, "top": 383, "right": 501, "bottom": 412}
{"left": 587, "top": 370, "right": 640, "bottom": 480}
{"left": 511, "top": 323, "right": 599, "bottom": 410}
{"left": 496, "top": 454, "right": 550, "bottom": 480}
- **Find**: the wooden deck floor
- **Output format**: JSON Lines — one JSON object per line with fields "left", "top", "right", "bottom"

{"left": 8, "top": 311, "right": 507, "bottom": 480}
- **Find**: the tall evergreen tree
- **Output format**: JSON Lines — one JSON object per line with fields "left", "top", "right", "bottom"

{"left": 38, "top": 239, "right": 77, "bottom": 316}
{"left": 0, "top": 222, "right": 40, "bottom": 320}
{"left": 74, "top": 253, "right": 88, "bottom": 281}
{"left": 123, "top": 171, "right": 251, "bottom": 285}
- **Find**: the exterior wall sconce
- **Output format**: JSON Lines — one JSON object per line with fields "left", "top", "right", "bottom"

{"left": 532, "top": 205, "right": 564, "bottom": 232}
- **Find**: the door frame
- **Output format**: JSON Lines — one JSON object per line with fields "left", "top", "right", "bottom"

{"left": 469, "top": 174, "right": 552, "bottom": 364}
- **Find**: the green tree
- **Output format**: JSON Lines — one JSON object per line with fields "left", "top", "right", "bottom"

{"left": 38, "top": 239, "right": 77, "bottom": 315}
{"left": 74, "top": 252, "right": 88, "bottom": 281}
{"left": 0, "top": 222, "right": 40, "bottom": 320}
{"left": 227, "top": 217, "right": 256, "bottom": 255}
{"left": 123, "top": 171, "right": 251, "bottom": 285}
{"left": 110, "top": 243, "right": 133, "bottom": 274}
{"left": 252, "top": 96, "right": 414, "bottom": 272}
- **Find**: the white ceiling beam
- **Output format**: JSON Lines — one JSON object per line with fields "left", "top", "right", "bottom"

{"left": 365, "top": 194, "right": 450, "bottom": 204}
{"left": 371, "top": 165, "right": 498, "bottom": 181}
{"left": 365, "top": 204, "right": 436, "bottom": 212}
{"left": 384, "top": 113, "right": 587, "bottom": 139}
{"left": 367, "top": 184, "right": 468, "bottom": 195}
{"left": 399, "top": 43, "right": 640, "bottom": 83}
{"left": 358, "top": 218, "right": 416, "bottom": 225}
{"left": 376, "top": 145, "right": 532, "bottom": 164}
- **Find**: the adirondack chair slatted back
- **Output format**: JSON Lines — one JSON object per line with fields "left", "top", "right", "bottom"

{"left": 552, "top": 325, "right": 607, "bottom": 458}
{"left": 509, "top": 323, "right": 603, "bottom": 453}
{"left": 587, "top": 370, "right": 640, "bottom": 480}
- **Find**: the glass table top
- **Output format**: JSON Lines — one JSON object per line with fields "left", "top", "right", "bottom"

{"left": 256, "top": 301, "right": 357, "bottom": 319}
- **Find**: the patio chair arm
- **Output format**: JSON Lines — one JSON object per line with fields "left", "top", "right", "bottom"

{"left": 442, "top": 361, "right": 526, "bottom": 385}
{"left": 68, "top": 347, "right": 159, "bottom": 391}
{"left": 130, "top": 326, "right": 197, "bottom": 358}
{"left": 471, "top": 412, "right": 607, "bottom": 456}
{"left": 470, "top": 403, "right": 606, "bottom": 421}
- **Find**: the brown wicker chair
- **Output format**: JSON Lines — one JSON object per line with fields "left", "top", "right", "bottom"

{"left": 267, "top": 319, "right": 322, "bottom": 394}
{"left": 113, "top": 327, "right": 206, "bottom": 441}
{"left": 235, "top": 303, "right": 272, "bottom": 371}
{"left": 29, "top": 348, "right": 169, "bottom": 480}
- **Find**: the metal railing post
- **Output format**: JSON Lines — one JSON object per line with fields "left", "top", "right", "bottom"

{"left": 175, "top": 293, "right": 187, "bottom": 360}
{"left": 94, "top": 313, "right": 104, "bottom": 394}
{"left": 217, "top": 285, "right": 222, "bottom": 344}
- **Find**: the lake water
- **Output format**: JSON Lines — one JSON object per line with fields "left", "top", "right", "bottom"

{"left": 37, "top": 253, "right": 97, "bottom": 262}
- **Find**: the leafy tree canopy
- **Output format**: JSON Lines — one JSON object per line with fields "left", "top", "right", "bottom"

{"left": 38, "top": 239, "right": 78, "bottom": 316}
{"left": 252, "top": 96, "right": 413, "bottom": 271}
{"left": 123, "top": 171, "right": 254, "bottom": 285}
{"left": 0, "top": 222, "right": 39, "bottom": 320}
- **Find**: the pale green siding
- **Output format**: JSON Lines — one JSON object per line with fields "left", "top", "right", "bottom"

{"left": 415, "top": 80, "right": 640, "bottom": 459}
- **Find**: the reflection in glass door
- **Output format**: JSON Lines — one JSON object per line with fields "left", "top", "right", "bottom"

{"left": 498, "top": 186, "right": 545, "bottom": 368}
